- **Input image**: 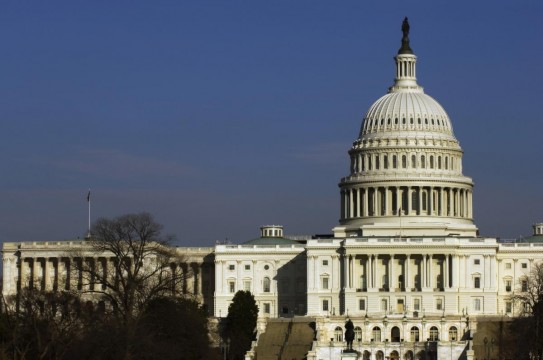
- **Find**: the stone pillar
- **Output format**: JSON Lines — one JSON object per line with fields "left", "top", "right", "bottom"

{"left": 333, "top": 255, "right": 340, "bottom": 290}
{"left": 418, "top": 187, "right": 423, "bottom": 215}
{"left": 349, "top": 189, "right": 354, "bottom": 219}
{"left": 422, "top": 255, "right": 427, "bottom": 289}
{"left": 439, "top": 187, "right": 444, "bottom": 216}
{"left": 429, "top": 255, "right": 434, "bottom": 289}
{"left": 384, "top": 187, "right": 389, "bottom": 216}
{"left": 344, "top": 255, "right": 349, "bottom": 290}
{"left": 445, "top": 255, "right": 449, "bottom": 289}
{"left": 390, "top": 255, "right": 395, "bottom": 290}
{"left": 407, "top": 187, "right": 412, "bottom": 215}
{"left": 405, "top": 255, "right": 411, "bottom": 291}
{"left": 356, "top": 188, "right": 361, "bottom": 217}
{"left": 429, "top": 186, "right": 434, "bottom": 215}
{"left": 363, "top": 189, "right": 369, "bottom": 217}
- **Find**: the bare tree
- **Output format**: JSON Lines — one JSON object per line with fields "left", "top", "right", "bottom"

{"left": 509, "top": 261, "right": 543, "bottom": 360}
{"left": 71, "top": 213, "right": 192, "bottom": 327}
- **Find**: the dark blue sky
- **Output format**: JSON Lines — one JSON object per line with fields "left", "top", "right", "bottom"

{"left": 0, "top": 1, "right": 541, "bottom": 246}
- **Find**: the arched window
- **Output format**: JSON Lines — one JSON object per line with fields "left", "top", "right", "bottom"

{"left": 402, "top": 155, "right": 407, "bottom": 168}
{"left": 430, "top": 155, "right": 434, "bottom": 169}
{"left": 354, "top": 326, "right": 362, "bottom": 342}
{"left": 376, "top": 351, "right": 384, "bottom": 360}
{"left": 445, "top": 157, "right": 448, "bottom": 170}
{"left": 449, "top": 326, "right": 458, "bottom": 341}
{"left": 372, "top": 326, "right": 382, "bottom": 342}
{"left": 368, "top": 157, "right": 372, "bottom": 170}
{"left": 334, "top": 326, "right": 343, "bottom": 342}
{"left": 375, "top": 155, "right": 380, "bottom": 170}
{"left": 263, "top": 277, "right": 271, "bottom": 293}
{"left": 410, "top": 326, "right": 420, "bottom": 342}
{"left": 363, "top": 350, "right": 371, "bottom": 360}
{"left": 384, "top": 155, "right": 388, "bottom": 169}
{"left": 391, "top": 326, "right": 401, "bottom": 342}
{"left": 405, "top": 350, "right": 414, "bottom": 360}
{"left": 421, "top": 155, "right": 426, "bottom": 168}
{"left": 389, "top": 351, "right": 399, "bottom": 360}
{"left": 393, "top": 155, "right": 397, "bottom": 168}
{"left": 411, "top": 155, "right": 417, "bottom": 168}
{"left": 429, "top": 326, "right": 439, "bottom": 341}
{"left": 438, "top": 156, "right": 442, "bottom": 169}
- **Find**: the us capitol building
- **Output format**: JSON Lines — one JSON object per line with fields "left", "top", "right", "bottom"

{"left": 3, "top": 19, "right": 543, "bottom": 360}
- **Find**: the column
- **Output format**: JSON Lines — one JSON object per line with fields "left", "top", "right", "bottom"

{"left": 356, "top": 188, "right": 361, "bottom": 217}
{"left": 341, "top": 191, "right": 345, "bottom": 219}
{"left": 333, "top": 255, "right": 340, "bottom": 290}
{"left": 390, "top": 255, "right": 395, "bottom": 290}
{"left": 407, "top": 187, "right": 412, "bottom": 215}
{"left": 440, "top": 188, "right": 444, "bottom": 216}
{"left": 490, "top": 255, "right": 496, "bottom": 289}
{"left": 214, "top": 260, "right": 222, "bottom": 293}
{"left": 398, "top": 187, "right": 403, "bottom": 214}
{"left": 349, "top": 189, "right": 354, "bottom": 219}
{"left": 429, "top": 186, "right": 434, "bottom": 215}
{"left": 363, "top": 189, "right": 369, "bottom": 217}
{"left": 418, "top": 186, "right": 423, "bottom": 215}
{"left": 405, "top": 255, "right": 411, "bottom": 291}
{"left": 344, "top": 255, "right": 349, "bottom": 289}
{"left": 422, "top": 255, "right": 427, "bottom": 289}
{"left": 384, "top": 187, "right": 389, "bottom": 216}
{"left": 445, "top": 255, "right": 450, "bottom": 289}
{"left": 429, "top": 255, "right": 434, "bottom": 289}
{"left": 484, "top": 255, "right": 490, "bottom": 289}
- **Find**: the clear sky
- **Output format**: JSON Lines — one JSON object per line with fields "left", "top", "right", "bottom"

{"left": 0, "top": 1, "right": 541, "bottom": 246}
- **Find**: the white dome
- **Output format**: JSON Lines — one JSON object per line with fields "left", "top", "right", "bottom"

{"left": 360, "top": 91, "right": 454, "bottom": 137}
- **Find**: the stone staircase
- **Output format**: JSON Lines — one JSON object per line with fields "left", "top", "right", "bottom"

{"left": 253, "top": 318, "right": 315, "bottom": 360}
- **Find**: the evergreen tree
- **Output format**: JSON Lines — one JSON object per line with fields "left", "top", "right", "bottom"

{"left": 222, "top": 291, "right": 258, "bottom": 360}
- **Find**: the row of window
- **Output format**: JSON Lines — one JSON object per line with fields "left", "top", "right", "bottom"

{"left": 351, "top": 153, "right": 459, "bottom": 173}
{"left": 362, "top": 116, "right": 449, "bottom": 131}
{"left": 332, "top": 325, "right": 458, "bottom": 343}
{"left": 349, "top": 296, "right": 483, "bottom": 313}
{"left": 227, "top": 264, "right": 270, "bottom": 271}
{"left": 227, "top": 278, "right": 306, "bottom": 294}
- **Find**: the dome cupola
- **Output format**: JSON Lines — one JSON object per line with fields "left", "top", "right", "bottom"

{"left": 334, "top": 18, "right": 478, "bottom": 238}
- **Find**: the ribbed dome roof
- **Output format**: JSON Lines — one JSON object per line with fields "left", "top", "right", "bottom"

{"left": 359, "top": 91, "right": 453, "bottom": 137}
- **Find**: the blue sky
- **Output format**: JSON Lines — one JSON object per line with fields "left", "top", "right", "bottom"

{"left": 0, "top": 1, "right": 541, "bottom": 246}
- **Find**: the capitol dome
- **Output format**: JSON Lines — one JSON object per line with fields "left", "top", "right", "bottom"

{"left": 333, "top": 18, "right": 478, "bottom": 238}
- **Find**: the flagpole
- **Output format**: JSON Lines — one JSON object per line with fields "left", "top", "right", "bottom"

{"left": 87, "top": 189, "right": 91, "bottom": 238}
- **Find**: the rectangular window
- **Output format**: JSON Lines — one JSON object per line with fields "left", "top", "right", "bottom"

{"left": 323, "top": 260, "right": 329, "bottom": 266}
{"left": 322, "top": 300, "right": 329, "bottom": 312}
{"left": 243, "top": 280, "right": 251, "bottom": 292}
{"left": 245, "top": 264, "right": 250, "bottom": 270}
{"left": 229, "top": 264, "right": 235, "bottom": 271}
{"left": 474, "top": 259, "right": 480, "bottom": 265}
{"left": 322, "top": 277, "right": 329, "bottom": 290}
{"left": 506, "top": 280, "right": 512, "bottom": 292}
{"left": 522, "top": 280, "right": 528, "bottom": 292}
{"left": 505, "top": 263, "right": 511, "bottom": 269}
{"left": 414, "top": 298, "right": 420, "bottom": 311}
{"left": 505, "top": 301, "right": 512, "bottom": 314}
{"left": 474, "top": 298, "right": 481, "bottom": 311}
{"left": 436, "top": 298, "right": 443, "bottom": 311}
{"left": 264, "top": 303, "right": 270, "bottom": 314}
{"left": 381, "top": 299, "right": 388, "bottom": 311}
{"left": 522, "top": 263, "right": 528, "bottom": 269}
{"left": 474, "top": 277, "right": 481, "bottom": 289}
{"left": 359, "top": 299, "right": 366, "bottom": 311}
{"left": 229, "top": 281, "right": 235, "bottom": 293}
